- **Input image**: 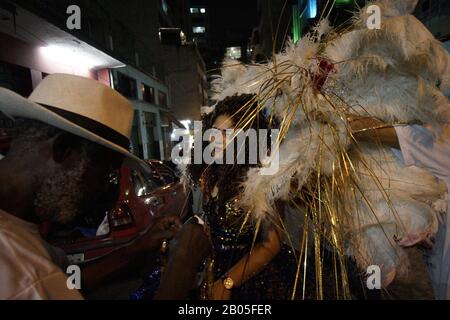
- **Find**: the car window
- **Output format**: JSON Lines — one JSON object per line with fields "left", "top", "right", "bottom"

{"left": 80, "top": 171, "right": 120, "bottom": 227}
{"left": 142, "top": 168, "right": 165, "bottom": 190}
{"left": 131, "top": 169, "right": 163, "bottom": 196}
{"left": 148, "top": 166, "right": 166, "bottom": 187}
{"left": 131, "top": 170, "right": 151, "bottom": 197}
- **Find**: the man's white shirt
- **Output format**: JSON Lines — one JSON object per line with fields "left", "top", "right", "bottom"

{"left": 0, "top": 209, "right": 83, "bottom": 300}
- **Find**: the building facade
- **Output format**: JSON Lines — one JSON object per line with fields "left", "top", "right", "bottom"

{"left": 110, "top": 65, "right": 171, "bottom": 160}
{"left": 161, "top": 44, "right": 208, "bottom": 121}
{"left": 0, "top": 0, "right": 192, "bottom": 161}
{"left": 158, "top": 0, "right": 209, "bottom": 132}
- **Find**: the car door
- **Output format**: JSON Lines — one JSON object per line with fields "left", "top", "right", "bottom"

{"left": 127, "top": 167, "right": 165, "bottom": 231}
{"left": 149, "top": 162, "right": 190, "bottom": 219}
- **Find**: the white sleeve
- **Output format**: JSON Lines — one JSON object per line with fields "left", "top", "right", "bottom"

{"left": 395, "top": 125, "right": 450, "bottom": 181}
{"left": 11, "top": 271, "right": 84, "bottom": 300}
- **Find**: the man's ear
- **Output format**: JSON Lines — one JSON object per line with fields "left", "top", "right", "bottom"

{"left": 52, "top": 133, "right": 82, "bottom": 164}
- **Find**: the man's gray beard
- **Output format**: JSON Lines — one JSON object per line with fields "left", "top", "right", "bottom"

{"left": 33, "top": 158, "right": 90, "bottom": 224}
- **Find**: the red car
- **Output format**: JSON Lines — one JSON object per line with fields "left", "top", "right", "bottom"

{"left": 45, "top": 158, "right": 190, "bottom": 286}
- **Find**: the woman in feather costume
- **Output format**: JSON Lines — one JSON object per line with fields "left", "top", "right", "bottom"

{"left": 135, "top": 94, "right": 366, "bottom": 300}
{"left": 184, "top": 94, "right": 304, "bottom": 300}
{"left": 136, "top": 0, "right": 449, "bottom": 300}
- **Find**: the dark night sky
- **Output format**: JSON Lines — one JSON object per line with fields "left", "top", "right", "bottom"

{"left": 203, "top": 0, "right": 259, "bottom": 47}
{"left": 190, "top": 0, "right": 259, "bottom": 69}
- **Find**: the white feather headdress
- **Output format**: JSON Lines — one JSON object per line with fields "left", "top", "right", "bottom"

{"left": 202, "top": 0, "right": 449, "bottom": 289}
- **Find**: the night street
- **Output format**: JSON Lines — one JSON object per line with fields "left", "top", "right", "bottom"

{"left": 0, "top": 0, "right": 450, "bottom": 311}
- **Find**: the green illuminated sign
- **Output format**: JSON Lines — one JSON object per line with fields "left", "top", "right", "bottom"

{"left": 335, "top": 0, "right": 353, "bottom": 5}
{"left": 293, "top": 5, "right": 300, "bottom": 43}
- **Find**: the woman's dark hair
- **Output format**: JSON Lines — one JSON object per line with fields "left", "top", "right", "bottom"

{"left": 187, "top": 94, "right": 272, "bottom": 203}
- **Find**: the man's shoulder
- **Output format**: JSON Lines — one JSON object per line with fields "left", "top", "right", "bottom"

{"left": 0, "top": 213, "right": 52, "bottom": 262}
{"left": 0, "top": 211, "right": 68, "bottom": 299}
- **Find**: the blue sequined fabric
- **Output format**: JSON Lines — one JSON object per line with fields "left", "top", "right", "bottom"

{"left": 131, "top": 268, "right": 161, "bottom": 300}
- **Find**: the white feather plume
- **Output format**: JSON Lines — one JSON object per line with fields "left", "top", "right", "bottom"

{"left": 199, "top": 0, "right": 449, "bottom": 287}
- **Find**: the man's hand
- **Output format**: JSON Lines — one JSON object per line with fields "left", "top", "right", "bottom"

{"left": 138, "top": 215, "right": 182, "bottom": 253}
{"left": 155, "top": 217, "right": 212, "bottom": 300}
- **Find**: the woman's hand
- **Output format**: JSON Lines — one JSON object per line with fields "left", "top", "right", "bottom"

{"left": 211, "top": 280, "right": 232, "bottom": 300}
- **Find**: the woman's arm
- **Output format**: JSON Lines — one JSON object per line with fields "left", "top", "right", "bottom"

{"left": 212, "top": 228, "right": 282, "bottom": 300}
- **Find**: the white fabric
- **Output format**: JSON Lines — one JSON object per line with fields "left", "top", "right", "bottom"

{"left": 0, "top": 209, "right": 83, "bottom": 300}
{"left": 395, "top": 125, "right": 450, "bottom": 299}
{"left": 96, "top": 214, "right": 110, "bottom": 236}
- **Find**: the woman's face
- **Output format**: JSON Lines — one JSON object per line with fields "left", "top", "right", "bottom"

{"left": 210, "top": 114, "right": 235, "bottom": 160}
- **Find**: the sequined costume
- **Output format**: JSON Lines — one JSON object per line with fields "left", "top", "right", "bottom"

{"left": 204, "top": 194, "right": 379, "bottom": 300}
{"left": 131, "top": 193, "right": 302, "bottom": 300}
{"left": 131, "top": 194, "right": 357, "bottom": 300}
{"left": 204, "top": 195, "right": 301, "bottom": 300}
{"left": 131, "top": 195, "right": 302, "bottom": 300}
{"left": 131, "top": 182, "right": 377, "bottom": 300}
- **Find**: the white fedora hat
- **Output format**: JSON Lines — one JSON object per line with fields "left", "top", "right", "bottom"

{"left": 0, "top": 73, "right": 143, "bottom": 163}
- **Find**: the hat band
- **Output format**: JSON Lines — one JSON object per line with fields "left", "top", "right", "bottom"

{"left": 38, "top": 103, "right": 130, "bottom": 150}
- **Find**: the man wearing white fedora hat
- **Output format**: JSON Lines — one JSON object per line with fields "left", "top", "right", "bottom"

{"left": 0, "top": 74, "right": 182, "bottom": 300}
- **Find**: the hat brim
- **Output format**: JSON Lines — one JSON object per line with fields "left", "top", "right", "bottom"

{"left": 0, "top": 87, "right": 147, "bottom": 168}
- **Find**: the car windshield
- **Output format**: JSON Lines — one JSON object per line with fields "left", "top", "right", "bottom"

{"left": 151, "top": 162, "right": 178, "bottom": 184}
{"left": 131, "top": 168, "right": 164, "bottom": 197}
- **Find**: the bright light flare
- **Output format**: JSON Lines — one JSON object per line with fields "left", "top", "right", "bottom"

{"left": 40, "top": 45, "right": 102, "bottom": 71}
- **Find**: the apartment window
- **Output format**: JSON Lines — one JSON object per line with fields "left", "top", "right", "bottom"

{"left": 226, "top": 47, "right": 242, "bottom": 60}
{"left": 131, "top": 110, "right": 144, "bottom": 159}
{"left": 115, "top": 72, "right": 137, "bottom": 99}
{"left": 142, "top": 84, "right": 155, "bottom": 104}
{"left": 193, "top": 26, "right": 206, "bottom": 34}
{"left": 190, "top": 8, "right": 199, "bottom": 14}
{"left": 307, "top": 0, "right": 317, "bottom": 19}
{"left": 162, "top": 0, "right": 169, "bottom": 14}
{"left": 158, "top": 91, "right": 168, "bottom": 107}
{"left": 0, "top": 61, "right": 33, "bottom": 98}
{"left": 143, "top": 112, "right": 161, "bottom": 160}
